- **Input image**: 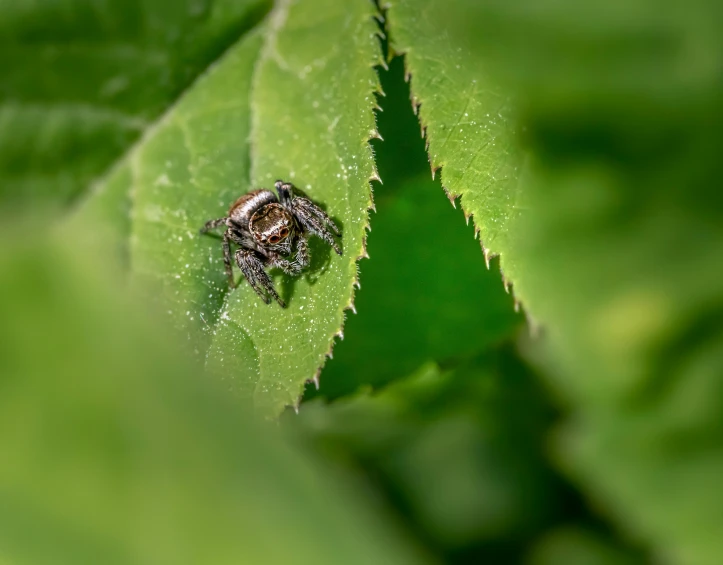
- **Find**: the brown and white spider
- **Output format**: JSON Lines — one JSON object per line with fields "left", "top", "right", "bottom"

{"left": 200, "top": 180, "right": 341, "bottom": 307}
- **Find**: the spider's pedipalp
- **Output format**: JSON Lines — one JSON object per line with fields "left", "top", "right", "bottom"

{"left": 294, "top": 235, "right": 311, "bottom": 269}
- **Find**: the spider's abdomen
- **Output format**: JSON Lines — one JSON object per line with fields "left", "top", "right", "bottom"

{"left": 228, "top": 189, "right": 277, "bottom": 229}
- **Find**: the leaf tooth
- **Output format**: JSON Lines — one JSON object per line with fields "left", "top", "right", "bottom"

{"left": 347, "top": 302, "right": 357, "bottom": 315}
{"left": 481, "top": 243, "right": 495, "bottom": 269}
{"left": 369, "top": 169, "right": 383, "bottom": 185}
{"left": 336, "top": 329, "right": 345, "bottom": 340}
{"left": 443, "top": 187, "right": 459, "bottom": 208}
{"left": 474, "top": 225, "right": 481, "bottom": 240}
{"left": 464, "top": 211, "right": 472, "bottom": 225}
{"left": 369, "top": 129, "right": 383, "bottom": 141}
{"left": 353, "top": 280, "right": 361, "bottom": 290}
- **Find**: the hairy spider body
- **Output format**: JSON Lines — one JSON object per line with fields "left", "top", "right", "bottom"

{"left": 201, "top": 181, "right": 342, "bottom": 307}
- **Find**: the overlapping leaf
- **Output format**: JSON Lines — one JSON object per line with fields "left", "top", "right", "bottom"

{"left": 0, "top": 223, "right": 431, "bottom": 565}
{"left": 385, "top": 0, "right": 524, "bottom": 273}
{"left": 386, "top": 1, "right": 723, "bottom": 563}
{"left": 312, "top": 56, "right": 522, "bottom": 400}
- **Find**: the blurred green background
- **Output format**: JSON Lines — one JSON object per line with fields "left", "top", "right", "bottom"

{"left": 2, "top": 0, "right": 723, "bottom": 564}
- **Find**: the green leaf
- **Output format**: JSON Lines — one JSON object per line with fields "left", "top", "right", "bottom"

{"left": 311, "top": 56, "right": 521, "bottom": 400}
{"left": 72, "top": 0, "right": 384, "bottom": 416}
{"left": 205, "top": 0, "right": 382, "bottom": 414}
{"left": 388, "top": 1, "right": 723, "bottom": 563}
{"left": 296, "top": 352, "right": 563, "bottom": 553}
{"left": 385, "top": 0, "right": 523, "bottom": 272}
{"left": 0, "top": 0, "right": 270, "bottom": 209}
{"left": 527, "top": 527, "right": 644, "bottom": 565}
{"left": 318, "top": 171, "right": 521, "bottom": 398}
{"left": 0, "top": 222, "right": 432, "bottom": 565}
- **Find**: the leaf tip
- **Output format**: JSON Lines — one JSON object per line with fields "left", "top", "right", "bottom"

{"left": 369, "top": 170, "right": 383, "bottom": 185}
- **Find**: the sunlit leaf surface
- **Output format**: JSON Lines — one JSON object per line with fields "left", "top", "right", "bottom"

{"left": 386, "top": 0, "right": 523, "bottom": 272}
{"left": 73, "top": 0, "right": 383, "bottom": 416}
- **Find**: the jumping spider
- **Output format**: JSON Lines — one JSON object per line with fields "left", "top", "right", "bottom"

{"left": 201, "top": 180, "right": 341, "bottom": 307}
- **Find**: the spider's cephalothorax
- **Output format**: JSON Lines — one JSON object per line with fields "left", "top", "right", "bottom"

{"left": 200, "top": 181, "right": 342, "bottom": 307}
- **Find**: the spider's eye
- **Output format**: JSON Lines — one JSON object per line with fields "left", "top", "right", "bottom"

{"left": 269, "top": 235, "right": 280, "bottom": 244}
{"left": 279, "top": 227, "right": 289, "bottom": 237}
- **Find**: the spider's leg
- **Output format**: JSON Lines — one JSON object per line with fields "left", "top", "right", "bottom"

{"left": 222, "top": 231, "right": 235, "bottom": 288}
{"left": 235, "top": 249, "right": 285, "bottom": 307}
{"left": 294, "top": 197, "right": 341, "bottom": 236}
{"left": 294, "top": 234, "right": 311, "bottom": 269}
{"left": 200, "top": 217, "right": 227, "bottom": 234}
{"left": 294, "top": 206, "right": 342, "bottom": 255}
{"left": 274, "top": 180, "right": 294, "bottom": 207}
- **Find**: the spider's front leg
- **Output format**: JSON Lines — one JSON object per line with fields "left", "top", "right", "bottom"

{"left": 294, "top": 203, "right": 342, "bottom": 256}
{"left": 235, "top": 249, "right": 285, "bottom": 307}
{"left": 275, "top": 180, "right": 342, "bottom": 256}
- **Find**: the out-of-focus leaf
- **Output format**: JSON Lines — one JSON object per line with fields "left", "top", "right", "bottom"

{"left": 526, "top": 527, "right": 644, "bottom": 565}
{"left": 385, "top": 0, "right": 523, "bottom": 271}
{"left": 297, "top": 352, "right": 563, "bottom": 553}
{"left": 315, "top": 56, "right": 521, "bottom": 399}
{"left": 72, "top": 0, "right": 384, "bottom": 416}
{"left": 0, "top": 221, "right": 432, "bottom": 565}
{"left": 0, "top": 0, "right": 271, "bottom": 209}
{"left": 390, "top": 1, "right": 723, "bottom": 564}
